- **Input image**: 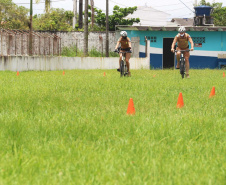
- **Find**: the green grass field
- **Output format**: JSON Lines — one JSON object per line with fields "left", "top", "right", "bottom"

{"left": 0, "top": 69, "right": 225, "bottom": 185}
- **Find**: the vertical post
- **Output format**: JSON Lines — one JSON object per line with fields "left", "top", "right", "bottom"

{"left": 1, "top": 30, "right": 2, "bottom": 56}
{"left": 76, "top": 39, "right": 78, "bottom": 56}
{"left": 39, "top": 35, "right": 41, "bottom": 55}
{"left": 73, "top": 0, "right": 77, "bottom": 29}
{"left": 84, "top": 0, "right": 88, "bottom": 56}
{"left": 15, "top": 33, "right": 16, "bottom": 55}
{"left": 145, "top": 36, "right": 147, "bottom": 57}
{"left": 194, "top": 0, "right": 197, "bottom": 6}
{"left": 60, "top": 38, "right": 61, "bottom": 56}
{"left": 27, "top": 34, "right": 29, "bottom": 55}
{"left": 91, "top": 0, "right": 94, "bottom": 28}
{"left": 43, "top": 35, "right": 46, "bottom": 55}
{"left": 79, "top": 0, "right": 83, "bottom": 29}
{"left": 21, "top": 33, "right": 23, "bottom": 55}
{"left": 29, "top": 0, "right": 33, "bottom": 56}
{"left": 49, "top": 36, "right": 50, "bottom": 55}
{"left": 8, "top": 34, "right": 11, "bottom": 55}
{"left": 105, "top": 0, "right": 109, "bottom": 57}
{"left": 99, "top": 35, "right": 103, "bottom": 57}
{"left": 57, "top": 37, "right": 59, "bottom": 56}
{"left": 52, "top": 35, "right": 54, "bottom": 55}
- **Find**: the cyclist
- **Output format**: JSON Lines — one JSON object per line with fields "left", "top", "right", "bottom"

{"left": 171, "top": 26, "right": 194, "bottom": 78}
{"left": 115, "top": 31, "right": 132, "bottom": 76}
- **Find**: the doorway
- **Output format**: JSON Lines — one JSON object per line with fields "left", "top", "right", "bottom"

{"left": 163, "top": 38, "right": 175, "bottom": 69}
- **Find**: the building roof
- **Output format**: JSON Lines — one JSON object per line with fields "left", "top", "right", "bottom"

{"left": 167, "top": 18, "right": 194, "bottom": 27}
{"left": 116, "top": 25, "right": 226, "bottom": 32}
{"left": 125, "top": 6, "right": 170, "bottom": 27}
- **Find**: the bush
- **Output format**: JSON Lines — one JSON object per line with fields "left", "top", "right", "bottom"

{"left": 61, "top": 46, "right": 118, "bottom": 57}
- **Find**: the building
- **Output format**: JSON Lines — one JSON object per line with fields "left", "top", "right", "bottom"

{"left": 117, "top": 26, "right": 226, "bottom": 69}
{"left": 125, "top": 6, "right": 171, "bottom": 27}
{"left": 118, "top": 6, "right": 226, "bottom": 69}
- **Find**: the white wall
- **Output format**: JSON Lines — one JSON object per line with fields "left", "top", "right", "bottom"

{"left": 0, "top": 31, "right": 140, "bottom": 57}
{"left": 0, "top": 56, "right": 150, "bottom": 71}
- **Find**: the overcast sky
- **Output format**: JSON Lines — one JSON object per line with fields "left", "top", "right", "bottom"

{"left": 12, "top": 0, "right": 226, "bottom": 19}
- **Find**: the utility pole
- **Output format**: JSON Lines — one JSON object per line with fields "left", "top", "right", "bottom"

{"left": 84, "top": 0, "right": 88, "bottom": 56}
{"left": 73, "top": 0, "right": 77, "bottom": 29}
{"left": 105, "top": 0, "right": 109, "bottom": 57}
{"left": 29, "top": 0, "right": 33, "bottom": 56}
{"left": 79, "top": 0, "right": 83, "bottom": 29}
{"left": 91, "top": 0, "right": 94, "bottom": 28}
{"left": 194, "top": 0, "right": 197, "bottom": 6}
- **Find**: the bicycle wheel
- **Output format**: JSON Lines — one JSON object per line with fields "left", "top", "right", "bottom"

{"left": 180, "top": 58, "right": 185, "bottom": 79}
{"left": 120, "top": 60, "right": 124, "bottom": 77}
{"left": 124, "top": 63, "right": 128, "bottom": 76}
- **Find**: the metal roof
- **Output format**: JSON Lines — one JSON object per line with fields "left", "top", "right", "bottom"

{"left": 125, "top": 6, "right": 170, "bottom": 27}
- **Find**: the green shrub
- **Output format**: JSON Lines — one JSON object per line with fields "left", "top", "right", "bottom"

{"left": 61, "top": 46, "right": 118, "bottom": 57}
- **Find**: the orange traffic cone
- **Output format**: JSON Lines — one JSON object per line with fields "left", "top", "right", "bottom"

{"left": 63, "top": 71, "right": 65, "bottom": 75}
{"left": 177, "top": 92, "right": 184, "bottom": 108}
{"left": 127, "top": 98, "right": 135, "bottom": 115}
{"left": 104, "top": 72, "right": 106, "bottom": 76}
{"left": 16, "top": 71, "right": 19, "bottom": 76}
{"left": 223, "top": 72, "right": 225, "bottom": 78}
{"left": 209, "top": 86, "right": 215, "bottom": 98}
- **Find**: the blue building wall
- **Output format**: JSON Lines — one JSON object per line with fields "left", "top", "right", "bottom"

{"left": 126, "top": 30, "right": 226, "bottom": 69}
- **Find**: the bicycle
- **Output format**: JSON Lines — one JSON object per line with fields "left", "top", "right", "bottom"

{"left": 175, "top": 49, "right": 190, "bottom": 79}
{"left": 115, "top": 49, "right": 132, "bottom": 77}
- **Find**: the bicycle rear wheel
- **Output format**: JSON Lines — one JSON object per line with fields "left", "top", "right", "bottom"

{"left": 120, "top": 60, "right": 125, "bottom": 77}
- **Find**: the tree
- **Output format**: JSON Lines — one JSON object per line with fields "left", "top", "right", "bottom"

{"left": 36, "top": 0, "right": 51, "bottom": 13}
{"left": 33, "top": 8, "right": 74, "bottom": 31}
{"left": 0, "top": 0, "right": 29, "bottom": 29}
{"left": 91, "top": 5, "right": 140, "bottom": 31}
{"left": 199, "top": 0, "right": 226, "bottom": 26}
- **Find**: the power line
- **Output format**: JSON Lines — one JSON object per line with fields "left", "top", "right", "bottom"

{"left": 154, "top": 1, "right": 193, "bottom": 8}
{"left": 109, "top": 0, "right": 126, "bottom": 7}
{"left": 0, "top": 0, "right": 66, "bottom": 5}
{"left": 178, "top": 0, "right": 194, "bottom": 13}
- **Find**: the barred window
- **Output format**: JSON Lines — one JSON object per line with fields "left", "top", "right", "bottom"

{"left": 145, "top": 36, "right": 157, "bottom": 42}
{"left": 192, "top": 37, "right": 205, "bottom": 43}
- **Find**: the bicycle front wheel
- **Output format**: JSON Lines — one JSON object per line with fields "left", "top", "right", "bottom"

{"left": 180, "top": 58, "right": 185, "bottom": 79}
{"left": 120, "top": 60, "right": 125, "bottom": 77}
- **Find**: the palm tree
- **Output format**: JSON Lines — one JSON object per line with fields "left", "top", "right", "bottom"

{"left": 36, "top": 0, "right": 51, "bottom": 13}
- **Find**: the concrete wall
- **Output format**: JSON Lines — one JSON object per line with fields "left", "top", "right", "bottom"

{"left": 56, "top": 31, "right": 117, "bottom": 52}
{"left": 0, "top": 31, "right": 140, "bottom": 57}
{"left": 0, "top": 31, "right": 116, "bottom": 56}
{"left": 0, "top": 56, "right": 150, "bottom": 71}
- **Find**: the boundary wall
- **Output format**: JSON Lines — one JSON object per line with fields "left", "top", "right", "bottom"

{"left": 0, "top": 56, "right": 150, "bottom": 71}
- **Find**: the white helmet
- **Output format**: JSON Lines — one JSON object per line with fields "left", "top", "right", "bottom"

{"left": 120, "top": 31, "right": 127, "bottom": 37}
{"left": 178, "top": 26, "right": 186, "bottom": 33}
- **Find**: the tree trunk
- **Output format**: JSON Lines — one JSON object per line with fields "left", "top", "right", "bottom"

{"left": 105, "top": 0, "right": 109, "bottom": 57}
{"left": 84, "top": 0, "right": 88, "bottom": 56}
{"left": 79, "top": 0, "right": 83, "bottom": 29}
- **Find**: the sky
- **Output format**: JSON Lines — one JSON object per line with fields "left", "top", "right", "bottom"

{"left": 12, "top": 0, "right": 226, "bottom": 19}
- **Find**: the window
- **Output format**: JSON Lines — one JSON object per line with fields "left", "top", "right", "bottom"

{"left": 192, "top": 37, "right": 205, "bottom": 43}
{"left": 145, "top": 36, "right": 157, "bottom": 42}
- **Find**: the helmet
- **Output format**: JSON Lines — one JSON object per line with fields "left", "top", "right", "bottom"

{"left": 178, "top": 26, "right": 186, "bottom": 33}
{"left": 120, "top": 31, "right": 127, "bottom": 37}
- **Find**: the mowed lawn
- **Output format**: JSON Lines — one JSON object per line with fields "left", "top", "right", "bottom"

{"left": 0, "top": 69, "right": 225, "bottom": 185}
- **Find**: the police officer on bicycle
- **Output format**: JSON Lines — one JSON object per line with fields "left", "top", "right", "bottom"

{"left": 115, "top": 31, "right": 132, "bottom": 77}
{"left": 171, "top": 26, "right": 194, "bottom": 78}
